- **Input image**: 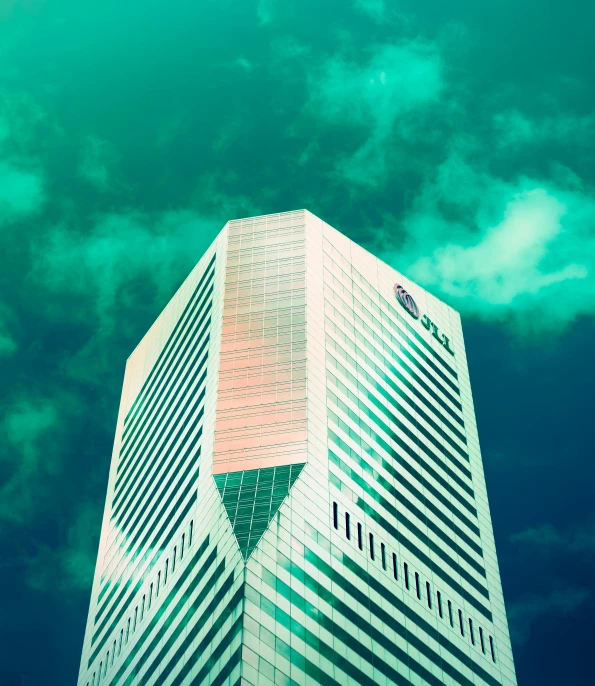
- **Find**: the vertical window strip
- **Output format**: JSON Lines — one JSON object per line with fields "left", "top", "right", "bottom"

{"left": 357, "top": 523, "right": 363, "bottom": 550}
{"left": 458, "top": 609, "right": 465, "bottom": 636}
{"left": 437, "top": 591, "right": 443, "bottom": 618}
{"left": 381, "top": 543, "right": 386, "bottom": 570}
{"left": 426, "top": 581, "right": 432, "bottom": 609}
{"left": 333, "top": 502, "right": 338, "bottom": 529}
{"left": 489, "top": 636, "right": 496, "bottom": 663}
{"left": 345, "top": 512, "right": 351, "bottom": 539}
{"left": 469, "top": 618, "right": 475, "bottom": 645}
{"left": 415, "top": 572, "right": 421, "bottom": 599}
{"left": 404, "top": 563, "right": 410, "bottom": 590}
{"left": 369, "top": 533, "right": 375, "bottom": 560}
{"left": 479, "top": 627, "right": 486, "bottom": 654}
{"left": 448, "top": 600, "right": 454, "bottom": 627}
{"left": 392, "top": 553, "right": 398, "bottom": 580}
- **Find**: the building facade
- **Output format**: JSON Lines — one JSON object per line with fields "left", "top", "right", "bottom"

{"left": 78, "top": 210, "right": 517, "bottom": 686}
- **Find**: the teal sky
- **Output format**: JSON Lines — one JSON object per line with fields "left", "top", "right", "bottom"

{"left": 1, "top": 1, "right": 594, "bottom": 684}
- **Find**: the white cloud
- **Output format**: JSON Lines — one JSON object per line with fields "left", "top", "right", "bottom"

{"left": 0, "top": 161, "right": 45, "bottom": 225}
{"left": 77, "top": 134, "right": 120, "bottom": 192}
{"left": 388, "top": 152, "right": 595, "bottom": 332}
{"left": 307, "top": 41, "right": 443, "bottom": 185}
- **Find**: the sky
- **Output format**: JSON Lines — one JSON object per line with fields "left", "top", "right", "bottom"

{"left": 0, "top": 0, "right": 594, "bottom": 684}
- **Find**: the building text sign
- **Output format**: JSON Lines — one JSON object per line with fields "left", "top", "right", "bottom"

{"left": 394, "top": 284, "right": 454, "bottom": 356}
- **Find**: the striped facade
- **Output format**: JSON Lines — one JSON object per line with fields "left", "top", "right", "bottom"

{"left": 78, "top": 210, "right": 517, "bottom": 686}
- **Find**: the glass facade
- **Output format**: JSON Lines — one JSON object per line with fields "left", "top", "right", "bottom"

{"left": 78, "top": 210, "right": 517, "bottom": 686}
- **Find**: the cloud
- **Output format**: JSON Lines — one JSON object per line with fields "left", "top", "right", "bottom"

{"left": 0, "top": 161, "right": 45, "bottom": 225}
{"left": 0, "top": 305, "right": 16, "bottom": 357}
{"left": 0, "top": 92, "right": 49, "bottom": 225}
{"left": 24, "top": 503, "right": 100, "bottom": 595}
{"left": 511, "top": 520, "right": 595, "bottom": 557}
{"left": 0, "top": 398, "right": 60, "bottom": 524}
{"left": 353, "top": 0, "right": 387, "bottom": 23}
{"left": 507, "top": 587, "right": 591, "bottom": 646}
{"left": 389, "top": 151, "right": 595, "bottom": 333}
{"left": 32, "top": 209, "right": 221, "bottom": 331}
{"left": 307, "top": 41, "right": 443, "bottom": 185}
{"left": 77, "top": 134, "right": 120, "bottom": 192}
{"left": 235, "top": 57, "right": 254, "bottom": 72}
{"left": 257, "top": 0, "right": 275, "bottom": 26}
{"left": 494, "top": 109, "right": 595, "bottom": 150}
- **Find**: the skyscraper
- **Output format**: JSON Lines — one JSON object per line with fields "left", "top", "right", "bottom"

{"left": 78, "top": 210, "right": 517, "bottom": 686}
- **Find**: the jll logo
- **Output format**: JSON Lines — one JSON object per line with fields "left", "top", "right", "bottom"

{"left": 394, "top": 284, "right": 455, "bottom": 356}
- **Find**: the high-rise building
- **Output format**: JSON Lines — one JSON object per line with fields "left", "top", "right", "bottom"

{"left": 78, "top": 210, "right": 517, "bottom": 686}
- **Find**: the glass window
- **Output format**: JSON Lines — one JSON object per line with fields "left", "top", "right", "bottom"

{"left": 369, "top": 533, "right": 375, "bottom": 560}
{"left": 392, "top": 553, "right": 398, "bottom": 580}
{"left": 357, "top": 523, "right": 363, "bottom": 550}
{"left": 489, "top": 636, "right": 496, "bottom": 663}
{"left": 426, "top": 581, "right": 432, "bottom": 609}
{"left": 333, "top": 502, "right": 338, "bottom": 529}
{"left": 381, "top": 543, "right": 386, "bottom": 570}
{"left": 345, "top": 512, "right": 351, "bottom": 539}
{"left": 404, "top": 563, "right": 409, "bottom": 590}
{"left": 479, "top": 627, "right": 486, "bottom": 654}
{"left": 437, "top": 591, "right": 443, "bottom": 618}
{"left": 469, "top": 618, "right": 475, "bottom": 645}
{"left": 458, "top": 609, "right": 465, "bottom": 636}
{"left": 448, "top": 600, "right": 453, "bottom": 627}
{"left": 415, "top": 572, "right": 421, "bottom": 599}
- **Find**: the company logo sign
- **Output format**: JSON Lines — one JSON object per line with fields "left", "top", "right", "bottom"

{"left": 394, "top": 284, "right": 419, "bottom": 319}
{"left": 394, "top": 283, "right": 455, "bottom": 356}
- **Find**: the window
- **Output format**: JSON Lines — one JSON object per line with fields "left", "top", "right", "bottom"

{"left": 404, "top": 563, "right": 410, "bottom": 590}
{"left": 357, "top": 523, "right": 363, "bottom": 550}
{"left": 98, "top": 664, "right": 102, "bottom": 684}
{"left": 381, "top": 543, "right": 386, "bottom": 570}
{"left": 157, "top": 571, "right": 161, "bottom": 597}
{"left": 118, "top": 629, "right": 123, "bottom": 656}
{"left": 164, "top": 559, "right": 169, "bottom": 585}
{"left": 458, "top": 609, "right": 465, "bottom": 636}
{"left": 126, "top": 618, "right": 131, "bottom": 644}
{"left": 489, "top": 636, "right": 496, "bottom": 663}
{"left": 106, "top": 652, "right": 110, "bottom": 672}
{"left": 448, "top": 600, "right": 454, "bottom": 627}
{"left": 426, "top": 581, "right": 432, "bottom": 609}
{"left": 415, "top": 572, "right": 421, "bottom": 599}
{"left": 189, "top": 520, "right": 193, "bottom": 546}
{"left": 181, "top": 533, "right": 185, "bottom": 560}
{"left": 333, "top": 502, "right": 338, "bottom": 529}
{"left": 345, "top": 512, "right": 351, "bottom": 539}
{"left": 369, "top": 533, "right": 375, "bottom": 560}
{"left": 172, "top": 546, "right": 177, "bottom": 573}
{"left": 469, "top": 618, "right": 475, "bottom": 645}
{"left": 479, "top": 627, "right": 486, "bottom": 654}
{"left": 148, "top": 583, "right": 153, "bottom": 609}
{"left": 112, "top": 641, "right": 116, "bottom": 664}
{"left": 437, "top": 591, "right": 443, "bottom": 618}
{"left": 92, "top": 672, "right": 96, "bottom": 686}
{"left": 141, "top": 595, "right": 146, "bottom": 621}
{"left": 392, "top": 553, "right": 398, "bottom": 580}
